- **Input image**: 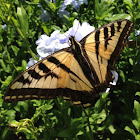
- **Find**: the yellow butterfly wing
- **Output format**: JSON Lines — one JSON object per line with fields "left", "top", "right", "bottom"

{"left": 80, "top": 19, "right": 133, "bottom": 89}
{"left": 4, "top": 49, "right": 99, "bottom": 107}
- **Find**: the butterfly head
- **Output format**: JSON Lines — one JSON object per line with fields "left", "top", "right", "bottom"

{"left": 68, "top": 36, "right": 82, "bottom": 54}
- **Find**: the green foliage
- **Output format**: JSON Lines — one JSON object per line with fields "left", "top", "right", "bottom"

{"left": 0, "top": 0, "right": 140, "bottom": 139}
{"left": 125, "top": 93, "right": 140, "bottom": 140}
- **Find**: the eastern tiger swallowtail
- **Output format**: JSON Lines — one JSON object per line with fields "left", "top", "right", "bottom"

{"left": 4, "top": 19, "right": 133, "bottom": 108}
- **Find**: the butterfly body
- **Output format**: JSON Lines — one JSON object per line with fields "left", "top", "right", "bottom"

{"left": 4, "top": 19, "right": 133, "bottom": 108}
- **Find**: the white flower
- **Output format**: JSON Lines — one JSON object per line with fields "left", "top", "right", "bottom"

{"left": 78, "top": 0, "right": 88, "bottom": 5}
{"left": 46, "top": 0, "right": 56, "bottom": 2}
{"left": 2, "top": 24, "right": 7, "bottom": 30}
{"left": 105, "top": 70, "right": 118, "bottom": 93}
{"left": 26, "top": 58, "right": 38, "bottom": 69}
{"left": 136, "top": 30, "right": 140, "bottom": 36}
{"left": 63, "top": 0, "right": 88, "bottom": 10}
{"left": 59, "top": 19, "right": 95, "bottom": 42}
{"left": 110, "top": 70, "right": 118, "bottom": 86}
{"left": 36, "top": 30, "right": 69, "bottom": 58}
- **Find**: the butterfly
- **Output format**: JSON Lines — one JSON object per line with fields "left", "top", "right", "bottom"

{"left": 4, "top": 19, "right": 133, "bottom": 108}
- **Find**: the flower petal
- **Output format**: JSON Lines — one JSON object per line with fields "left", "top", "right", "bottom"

{"left": 78, "top": 0, "right": 88, "bottom": 5}
{"left": 36, "top": 34, "right": 49, "bottom": 45}
{"left": 110, "top": 70, "right": 118, "bottom": 85}
{"left": 63, "top": 0, "right": 73, "bottom": 5}
{"left": 26, "top": 58, "right": 38, "bottom": 69}
{"left": 2, "top": 24, "right": 7, "bottom": 30}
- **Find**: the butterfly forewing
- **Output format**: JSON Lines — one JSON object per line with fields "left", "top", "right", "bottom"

{"left": 4, "top": 49, "right": 97, "bottom": 107}
{"left": 4, "top": 19, "right": 133, "bottom": 108}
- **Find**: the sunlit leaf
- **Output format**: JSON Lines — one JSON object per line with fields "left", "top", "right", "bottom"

{"left": 129, "top": 58, "right": 134, "bottom": 65}
{"left": 22, "top": 59, "right": 27, "bottom": 70}
{"left": 125, "top": 126, "right": 136, "bottom": 136}
{"left": 136, "top": 92, "right": 140, "bottom": 96}
{"left": 134, "top": 100, "right": 140, "bottom": 121}
{"left": 11, "top": 45, "right": 20, "bottom": 56}
{"left": 108, "top": 125, "right": 116, "bottom": 134}
{"left": 132, "top": 120, "right": 140, "bottom": 132}
{"left": 119, "top": 70, "right": 126, "bottom": 82}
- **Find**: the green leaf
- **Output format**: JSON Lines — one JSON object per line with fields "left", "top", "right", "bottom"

{"left": 0, "top": 59, "right": 6, "bottom": 70}
{"left": 129, "top": 58, "right": 134, "bottom": 65}
{"left": 125, "top": 126, "right": 136, "bottom": 136}
{"left": 11, "top": 17, "right": 19, "bottom": 26}
{"left": 22, "top": 60, "right": 27, "bottom": 70}
{"left": 5, "top": 4, "right": 10, "bottom": 10}
{"left": 6, "top": 110, "right": 16, "bottom": 123}
{"left": 18, "top": 127, "right": 32, "bottom": 134}
{"left": 17, "top": 6, "right": 29, "bottom": 38}
{"left": 1, "top": 127, "right": 9, "bottom": 140}
{"left": 10, "top": 120, "right": 21, "bottom": 127}
{"left": 119, "top": 70, "right": 126, "bottom": 82}
{"left": 44, "top": 104, "right": 53, "bottom": 111}
{"left": 14, "top": 101, "right": 29, "bottom": 112}
{"left": 33, "top": 0, "right": 40, "bottom": 3}
{"left": 72, "top": 12, "right": 78, "bottom": 18}
{"left": 97, "top": 115, "right": 114, "bottom": 131}
{"left": 108, "top": 125, "right": 116, "bottom": 134}
{"left": 124, "top": 0, "right": 133, "bottom": 4}
{"left": 135, "top": 12, "right": 140, "bottom": 19}
{"left": 52, "top": 25, "right": 61, "bottom": 31}
{"left": 3, "top": 75, "right": 13, "bottom": 86}
{"left": 57, "top": 129, "right": 72, "bottom": 138}
{"left": 124, "top": 0, "right": 133, "bottom": 8}
{"left": 135, "top": 92, "right": 140, "bottom": 96}
{"left": 99, "top": 7, "right": 115, "bottom": 20}
{"left": 47, "top": 2, "right": 57, "bottom": 12}
{"left": 0, "top": 25, "right": 3, "bottom": 42}
{"left": 105, "top": 14, "right": 131, "bottom": 21}
{"left": 136, "top": 134, "right": 140, "bottom": 140}
{"left": 76, "top": 130, "right": 84, "bottom": 136}
{"left": 11, "top": 45, "right": 20, "bottom": 56}
{"left": 132, "top": 120, "right": 140, "bottom": 132}
{"left": 25, "top": 0, "right": 39, "bottom": 4}
{"left": 0, "top": 99, "right": 3, "bottom": 107}
{"left": 94, "top": 92, "right": 109, "bottom": 111}
{"left": 134, "top": 100, "right": 140, "bottom": 121}
{"left": 55, "top": 0, "right": 63, "bottom": 8}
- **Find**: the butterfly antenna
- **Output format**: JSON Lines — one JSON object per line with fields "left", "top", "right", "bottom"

{"left": 74, "top": 20, "right": 80, "bottom": 38}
